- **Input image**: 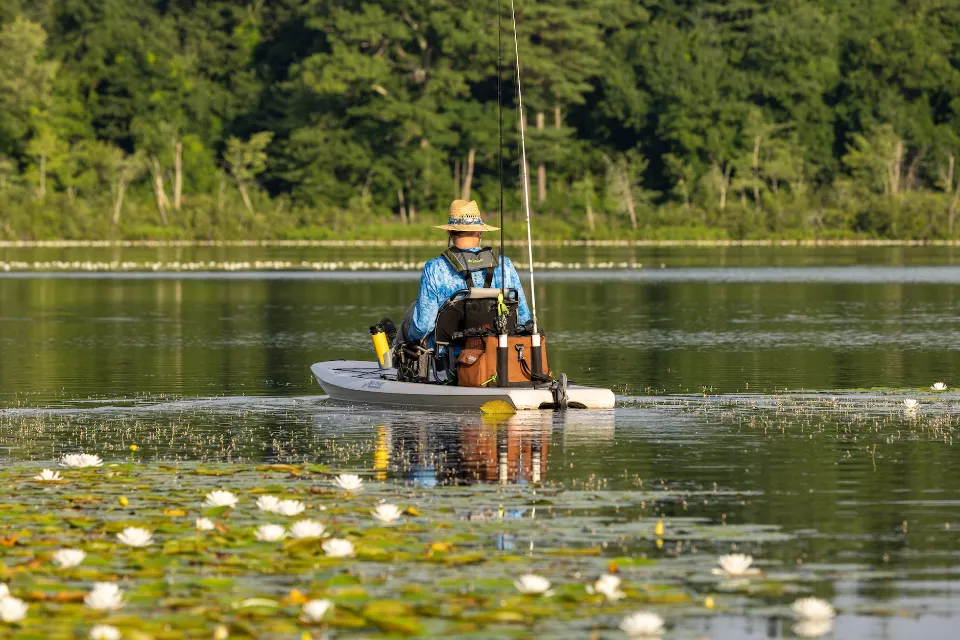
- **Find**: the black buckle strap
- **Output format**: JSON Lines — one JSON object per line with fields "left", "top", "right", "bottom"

{"left": 517, "top": 348, "right": 553, "bottom": 384}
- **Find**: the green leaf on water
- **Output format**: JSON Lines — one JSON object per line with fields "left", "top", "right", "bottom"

{"left": 430, "top": 552, "right": 486, "bottom": 566}
{"left": 330, "top": 586, "right": 368, "bottom": 600}
{"left": 282, "top": 538, "right": 322, "bottom": 555}
{"left": 255, "top": 464, "right": 302, "bottom": 474}
{"left": 327, "top": 574, "right": 362, "bottom": 587}
{"left": 612, "top": 556, "right": 657, "bottom": 566}
{"left": 306, "top": 464, "right": 333, "bottom": 474}
{"left": 193, "top": 468, "right": 243, "bottom": 476}
{"left": 469, "top": 610, "right": 530, "bottom": 625}
{"left": 232, "top": 597, "right": 280, "bottom": 610}
{"left": 364, "top": 610, "right": 422, "bottom": 635}
{"left": 65, "top": 517, "right": 97, "bottom": 531}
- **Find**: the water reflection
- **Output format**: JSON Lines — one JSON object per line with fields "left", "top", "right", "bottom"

{"left": 357, "top": 410, "right": 616, "bottom": 487}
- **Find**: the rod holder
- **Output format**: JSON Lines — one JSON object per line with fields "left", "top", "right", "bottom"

{"left": 497, "top": 333, "right": 509, "bottom": 387}
{"left": 531, "top": 333, "right": 543, "bottom": 378}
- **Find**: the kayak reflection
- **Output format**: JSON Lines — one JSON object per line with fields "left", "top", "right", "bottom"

{"left": 367, "top": 410, "right": 615, "bottom": 486}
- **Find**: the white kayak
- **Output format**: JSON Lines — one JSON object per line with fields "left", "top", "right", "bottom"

{"left": 311, "top": 360, "right": 616, "bottom": 411}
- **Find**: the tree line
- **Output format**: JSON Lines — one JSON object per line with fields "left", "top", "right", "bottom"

{"left": 1, "top": 0, "right": 959, "bottom": 241}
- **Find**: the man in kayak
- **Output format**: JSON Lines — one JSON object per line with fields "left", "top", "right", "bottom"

{"left": 401, "top": 199, "right": 531, "bottom": 345}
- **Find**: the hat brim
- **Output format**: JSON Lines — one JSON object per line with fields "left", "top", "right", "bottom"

{"left": 434, "top": 223, "right": 500, "bottom": 232}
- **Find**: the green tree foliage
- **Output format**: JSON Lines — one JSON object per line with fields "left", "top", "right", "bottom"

{"left": 0, "top": 16, "right": 57, "bottom": 154}
{"left": 2, "top": 0, "right": 960, "bottom": 241}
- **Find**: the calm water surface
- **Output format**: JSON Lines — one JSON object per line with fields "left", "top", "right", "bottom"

{"left": 1, "top": 246, "right": 959, "bottom": 639}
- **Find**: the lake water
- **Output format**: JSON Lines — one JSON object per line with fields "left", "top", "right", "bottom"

{"left": 1, "top": 246, "right": 958, "bottom": 638}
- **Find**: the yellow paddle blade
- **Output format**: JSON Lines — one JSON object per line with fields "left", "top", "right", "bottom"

{"left": 480, "top": 400, "right": 517, "bottom": 416}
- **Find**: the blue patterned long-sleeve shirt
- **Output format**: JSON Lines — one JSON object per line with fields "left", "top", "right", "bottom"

{"left": 409, "top": 249, "right": 532, "bottom": 342}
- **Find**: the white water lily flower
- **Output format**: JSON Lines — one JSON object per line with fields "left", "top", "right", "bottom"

{"left": 712, "top": 553, "right": 762, "bottom": 578}
{"left": 903, "top": 398, "right": 919, "bottom": 409}
{"left": 60, "top": 453, "right": 103, "bottom": 468}
{"left": 586, "top": 574, "right": 625, "bottom": 601}
{"left": 333, "top": 474, "right": 364, "bottom": 492}
{"left": 302, "top": 598, "right": 333, "bottom": 622}
{"left": 514, "top": 573, "right": 551, "bottom": 595}
{"left": 254, "top": 524, "right": 287, "bottom": 542}
{"left": 371, "top": 504, "right": 403, "bottom": 524}
{"left": 84, "top": 583, "right": 124, "bottom": 611}
{"left": 0, "top": 596, "right": 27, "bottom": 623}
{"left": 290, "top": 520, "right": 325, "bottom": 539}
{"left": 195, "top": 517, "right": 215, "bottom": 532}
{"left": 256, "top": 495, "right": 280, "bottom": 513}
{"left": 52, "top": 549, "right": 87, "bottom": 568}
{"left": 619, "top": 611, "right": 666, "bottom": 637}
{"left": 932, "top": 382, "right": 947, "bottom": 391}
{"left": 34, "top": 469, "right": 62, "bottom": 481}
{"left": 89, "top": 624, "right": 121, "bottom": 640}
{"left": 116, "top": 527, "right": 153, "bottom": 548}
{"left": 321, "top": 538, "right": 355, "bottom": 558}
{"left": 792, "top": 597, "right": 836, "bottom": 621}
{"left": 275, "top": 499, "right": 305, "bottom": 517}
{"left": 204, "top": 490, "right": 239, "bottom": 508}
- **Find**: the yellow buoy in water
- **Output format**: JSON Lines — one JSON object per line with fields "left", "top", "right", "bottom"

{"left": 480, "top": 400, "right": 517, "bottom": 415}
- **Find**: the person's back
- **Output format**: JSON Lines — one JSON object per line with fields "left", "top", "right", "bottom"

{"left": 404, "top": 200, "right": 531, "bottom": 344}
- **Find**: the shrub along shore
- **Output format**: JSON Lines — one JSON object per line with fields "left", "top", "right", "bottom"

{"left": 5, "top": 195, "right": 960, "bottom": 245}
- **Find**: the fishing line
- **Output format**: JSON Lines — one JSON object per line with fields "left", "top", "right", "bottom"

{"left": 510, "top": 0, "right": 538, "bottom": 332}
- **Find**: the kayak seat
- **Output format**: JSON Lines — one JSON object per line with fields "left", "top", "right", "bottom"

{"left": 393, "top": 288, "right": 519, "bottom": 384}
{"left": 434, "top": 288, "right": 520, "bottom": 349}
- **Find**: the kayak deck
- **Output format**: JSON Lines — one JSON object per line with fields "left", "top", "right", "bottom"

{"left": 311, "top": 361, "right": 615, "bottom": 411}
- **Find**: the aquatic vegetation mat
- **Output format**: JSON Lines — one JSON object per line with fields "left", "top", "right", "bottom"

{"left": 0, "top": 458, "right": 837, "bottom": 639}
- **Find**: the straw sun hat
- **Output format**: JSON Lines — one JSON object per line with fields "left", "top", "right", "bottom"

{"left": 434, "top": 199, "right": 500, "bottom": 232}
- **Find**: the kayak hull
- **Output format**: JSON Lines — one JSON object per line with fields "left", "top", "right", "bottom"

{"left": 311, "top": 361, "right": 615, "bottom": 411}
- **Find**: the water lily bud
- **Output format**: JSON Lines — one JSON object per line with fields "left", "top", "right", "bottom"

{"left": 705, "top": 596, "right": 715, "bottom": 609}
{"left": 654, "top": 520, "right": 664, "bottom": 536}
{"left": 213, "top": 625, "right": 229, "bottom": 640}
{"left": 129, "top": 445, "right": 138, "bottom": 452}
{"left": 118, "top": 496, "right": 129, "bottom": 507}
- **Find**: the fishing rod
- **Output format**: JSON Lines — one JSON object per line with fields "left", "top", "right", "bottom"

{"left": 510, "top": 0, "right": 544, "bottom": 378}
{"left": 495, "top": 0, "right": 510, "bottom": 389}
{"left": 510, "top": 0, "right": 537, "bottom": 334}
{"left": 498, "top": 0, "right": 505, "bottom": 295}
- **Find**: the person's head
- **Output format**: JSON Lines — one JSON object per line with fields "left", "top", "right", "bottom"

{"left": 435, "top": 199, "right": 499, "bottom": 242}
{"left": 448, "top": 230, "right": 482, "bottom": 249}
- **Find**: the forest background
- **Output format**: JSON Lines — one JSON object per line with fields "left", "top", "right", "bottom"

{"left": 1, "top": 0, "right": 959, "bottom": 242}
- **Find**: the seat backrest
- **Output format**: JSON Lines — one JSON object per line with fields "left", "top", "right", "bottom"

{"left": 434, "top": 288, "right": 519, "bottom": 346}
{"left": 463, "top": 287, "right": 502, "bottom": 299}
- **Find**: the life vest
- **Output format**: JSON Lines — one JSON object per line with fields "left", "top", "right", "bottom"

{"left": 441, "top": 246, "right": 500, "bottom": 288}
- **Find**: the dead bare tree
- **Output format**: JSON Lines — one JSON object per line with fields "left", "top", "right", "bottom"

{"left": 461, "top": 148, "right": 475, "bottom": 201}
{"left": 174, "top": 141, "right": 183, "bottom": 210}
{"left": 224, "top": 131, "right": 274, "bottom": 214}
